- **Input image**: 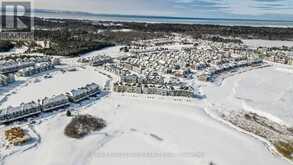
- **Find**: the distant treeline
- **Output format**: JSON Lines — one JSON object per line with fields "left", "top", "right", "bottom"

{"left": 30, "top": 23, "right": 115, "bottom": 56}
{"left": 28, "top": 18, "right": 166, "bottom": 56}
{"left": 24, "top": 17, "right": 293, "bottom": 42}
{"left": 9, "top": 17, "right": 293, "bottom": 56}
{"left": 124, "top": 22, "right": 293, "bottom": 41}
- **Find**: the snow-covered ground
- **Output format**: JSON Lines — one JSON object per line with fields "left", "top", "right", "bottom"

{"left": 1, "top": 47, "right": 293, "bottom": 164}
{"left": 243, "top": 39, "right": 293, "bottom": 48}
{"left": 0, "top": 66, "right": 108, "bottom": 108}
{"left": 0, "top": 46, "right": 28, "bottom": 56}
{"left": 81, "top": 46, "right": 129, "bottom": 58}
{"left": 3, "top": 94, "right": 290, "bottom": 165}
{"left": 111, "top": 29, "right": 133, "bottom": 32}
{"left": 0, "top": 45, "right": 128, "bottom": 109}
{"left": 203, "top": 64, "right": 293, "bottom": 126}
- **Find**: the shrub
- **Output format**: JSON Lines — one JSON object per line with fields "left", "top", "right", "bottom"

{"left": 64, "top": 114, "right": 106, "bottom": 139}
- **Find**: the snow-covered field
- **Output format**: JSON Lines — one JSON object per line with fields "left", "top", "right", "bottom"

{"left": 243, "top": 39, "right": 293, "bottom": 48}
{"left": 81, "top": 46, "right": 129, "bottom": 58}
{"left": 3, "top": 94, "right": 289, "bottom": 165}
{"left": 203, "top": 64, "right": 293, "bottom": 126}
{"left": 0, "top": 66, "right": 108, "bottom": 108}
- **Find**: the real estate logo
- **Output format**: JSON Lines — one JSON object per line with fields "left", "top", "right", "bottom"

{"left": 0, "top": 1, "right": 34, "bottom": 40}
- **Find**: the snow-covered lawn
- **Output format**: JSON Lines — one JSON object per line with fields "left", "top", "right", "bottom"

{"left": 3, "top": 94, "right": 289, "bottom": 165}
{"left": 0, "top": 66, "right": 108, "bottom": 108}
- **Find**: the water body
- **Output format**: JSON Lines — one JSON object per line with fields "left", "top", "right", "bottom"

{"left": 33, "top": 11, "right": 293, "bottom": 27}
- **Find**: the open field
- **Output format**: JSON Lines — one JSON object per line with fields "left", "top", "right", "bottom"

{"left": 203, "top": 64, "right": 293, "bottom": 126}
{"left": 0, "top": 66, "right": 108, "bottom": 108}
{"left": 2, "top": 93, "right": 290, "bottom": 165}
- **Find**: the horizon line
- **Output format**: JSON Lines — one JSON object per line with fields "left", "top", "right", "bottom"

{"left": 32, "top": 8, "right": 293, "bottom": 23}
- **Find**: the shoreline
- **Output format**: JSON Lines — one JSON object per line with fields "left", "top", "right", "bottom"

{"left": 33, "top": 10, "right": 293, "bottom": 28}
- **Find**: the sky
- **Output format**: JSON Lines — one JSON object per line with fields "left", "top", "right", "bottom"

{"left": 32, "top": 0, "right": 293, "bottom": 20}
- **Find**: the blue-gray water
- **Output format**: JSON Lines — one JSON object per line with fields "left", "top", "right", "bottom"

{"left": 33, "top": 11, "right": 293, "bottom": 27}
